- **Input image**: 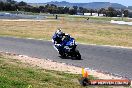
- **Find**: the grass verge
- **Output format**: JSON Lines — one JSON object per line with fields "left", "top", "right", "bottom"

{"left": 0, "top": 53, "right": 98, "bottom": 88}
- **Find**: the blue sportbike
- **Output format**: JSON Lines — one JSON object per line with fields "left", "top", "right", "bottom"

{"left": 52, "top": 34, "right": 81, "bottom": 60}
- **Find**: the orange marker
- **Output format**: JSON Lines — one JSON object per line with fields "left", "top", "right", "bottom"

{"left": 82, "top": 68, "right": 89, "bottom": 78}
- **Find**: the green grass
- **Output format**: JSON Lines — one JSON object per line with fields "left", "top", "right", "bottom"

{"left": 0, "top": 54, "right": 99, "bottom": 88}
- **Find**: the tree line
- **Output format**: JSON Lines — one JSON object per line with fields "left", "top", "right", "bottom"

{"left": 0, "top": 0, "right": 129, "bottom": 17}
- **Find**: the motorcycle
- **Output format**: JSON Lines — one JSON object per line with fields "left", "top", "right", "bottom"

{"left": 52, "top": 36, "right": 81, "bottom": 60}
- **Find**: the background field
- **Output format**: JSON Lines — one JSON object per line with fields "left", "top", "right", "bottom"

{"left": 0, "top": 16, "right": 132, "bottom": 47}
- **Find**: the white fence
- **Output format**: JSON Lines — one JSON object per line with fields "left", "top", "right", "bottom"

{"left": 84, "top": 13, "right": 104, "bottom": 17}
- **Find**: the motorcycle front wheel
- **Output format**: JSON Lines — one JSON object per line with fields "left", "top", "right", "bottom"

{"left": 59, "top": 51, "right": 66, "bottom": 57}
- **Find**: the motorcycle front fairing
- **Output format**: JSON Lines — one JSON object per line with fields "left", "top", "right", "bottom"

{"left": 63, "top": 38, "right": 77, "bottom": 53}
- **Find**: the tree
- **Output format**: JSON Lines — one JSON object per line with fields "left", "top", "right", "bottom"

{"left": 63, "top": 7, "right": 69, "bottom": 14}
{"left": 69, "top": 8, "right": 76, "bottom": 15}
{"left": 0, "top": 1, "right": 125, "bottom": 17}
{"left": 73, "top": 6, "right": 78, "bottom": 10}
{"left": 73, "top": 6, "right": 78, "bottom": 14}
{"left": 4, "top": 3, "right": 12, "bottom": 11}
{"left": 78, "top": 7, "right": 88, "bottom": 13}
{"left": 57, "top": 7, "right": 64, "bottom": 14}
{"left": 0, "top": 2, "right": 4, "bottom": 11}
{"left": 78, "top": 7, "right": 83, "bottom": 13}
{"left": 31, "top": 7, "right": 40, "bottom": 13}
{"left": 90, "top": 9, "right": 94, "bottom": 16}
{"left": 106, "top": 7, "right": 117, "bottom": 17}
{"left": 98, "top": 8, "right": 106, "bottom": 15}
{"left": 39, "top": 6, "right": 45, "bottom": 13}
{"left": 124, "top": 10, "right": 129, "bottom": 17}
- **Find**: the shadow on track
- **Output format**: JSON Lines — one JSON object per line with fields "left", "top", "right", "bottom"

{"left": 59, "top": 56, "right": 83, "bottom": 60}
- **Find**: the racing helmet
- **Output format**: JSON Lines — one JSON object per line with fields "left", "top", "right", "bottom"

{"left": 56, "top": 28, "right": 63, "bottom": 38}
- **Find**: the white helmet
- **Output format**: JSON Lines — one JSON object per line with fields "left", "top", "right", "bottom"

{"left": 56, "top": 28, "right": 63, "bottom": 38}
{"left": 56, "top": 28, "right": 62, "bottom": 34}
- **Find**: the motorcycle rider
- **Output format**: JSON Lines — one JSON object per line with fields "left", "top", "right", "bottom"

{"left": 52, "top": 30, "right": 81, "bottom": 59}
{"left": 52, "top": 28, "right": 65, "bottom": 51}
{"left": 52, "top": 28, "right": 65, "bottom": 44}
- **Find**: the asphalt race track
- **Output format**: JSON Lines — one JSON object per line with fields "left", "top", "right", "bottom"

{"left": 0, "top": 37, "right": 132, "bottom": 79}
{"left": 0, "top": 12, "right": 44, "bottom": 19}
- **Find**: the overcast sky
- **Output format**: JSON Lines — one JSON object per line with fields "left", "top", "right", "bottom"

{"left": 15, "top": 0, "right": 132, "bottom": 6}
